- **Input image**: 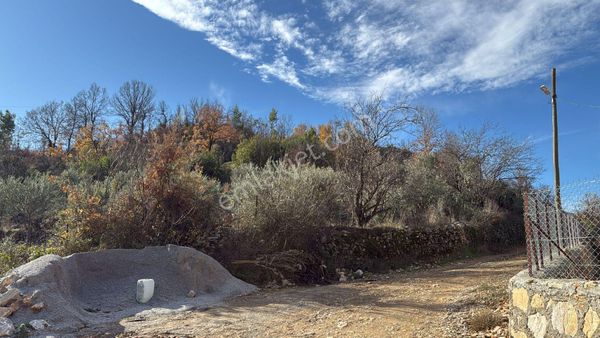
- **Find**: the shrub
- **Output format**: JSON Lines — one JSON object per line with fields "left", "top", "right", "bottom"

{"left": 56, "top": 128, "right": 225, "bottom": 253}
{"left": 190, "top": 149, "right": 231, "bottom": 183}
{"left": 0, "top": 174, "right": 65, "bottom": 243}
{"left": 227, "top": 162, "right": 347, "bottom": 252}
{"left": 0, "top": 238, "right": 57, "bottom": 275}
{"left": 232, "top": 135, "right": 285, "bottom": 167}
{"left": 467, "top": 309, "right": 503, "bottom": 332}
{"left": 388, "top": 155, "right": 453, "bottom": 227}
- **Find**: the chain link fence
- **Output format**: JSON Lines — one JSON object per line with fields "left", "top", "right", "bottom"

{"left": 524, "top": 179, "right": 600, "bottom": 279}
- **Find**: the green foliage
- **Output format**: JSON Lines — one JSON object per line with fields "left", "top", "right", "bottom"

{"left": 229, "top": 162, "right": 347, "bottom": 251}
{"left": 0, "top": 110, "right": 15, "bottom": 149}
{"left": 0, "top": 238, "right": 56, "bottom": 274}
{"left": 268, "top": 107, "right": 278, "bottom": 134}
{"left": 0, "top": 174, "right": 65, "bottom": 242}
{"left": 232, "top": 135, "right": 286, "bottom": 167}
{"left": 191, "top": 149, "right": 231, "bottom": 183}
{"left": 0, "top": 94, "right": 533, "bottom": 281}
{"left": 388, "top": 155, "right": 453, "bottom": 226}
{"left": 283, "top": 132, "right": 333, "bottom": 167}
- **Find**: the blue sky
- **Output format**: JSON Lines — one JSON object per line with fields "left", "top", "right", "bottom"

{"left": 1, "top": 0, "right": 600, "bottom": 187}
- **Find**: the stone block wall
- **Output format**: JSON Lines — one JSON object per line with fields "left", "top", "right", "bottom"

{"left": 509, "top": 270, "right": 600, "bottom": 337}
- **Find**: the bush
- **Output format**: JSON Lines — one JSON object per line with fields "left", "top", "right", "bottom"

{"left": 56, "top": 129, "right": 225, "bottom": 254}
{"left": 467, "top": 309, "right": 503, "bottom": 332}
{"left": 190, "top": 149, "right": 231, "bottom": 183}
{"left": 228, "top": 162, "right": 347, "bottom": 252}
{"left": 0, "top": 238, "right": 56, "bottom": 275}
{"left": 0, "top": 173, "right": 65, "bottom": 243}
{"left": 388, "top": 155, "right": 453, "bottom": 227}
{"left": 232, "top": 135, "right": 285, "bottom": 167}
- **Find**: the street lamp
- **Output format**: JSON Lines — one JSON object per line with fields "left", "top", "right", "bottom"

{"left": 540, "top": 68, "right": 562, "bottom": 229}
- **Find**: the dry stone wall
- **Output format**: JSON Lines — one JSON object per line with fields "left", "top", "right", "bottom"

{"left": 509, "top": 270, "right": 600, "bottom": 337}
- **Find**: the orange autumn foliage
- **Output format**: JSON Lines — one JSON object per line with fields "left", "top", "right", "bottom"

{"left": 318, "top": 124, "right": 333, "bottom": 144}
{"left": 190, "top": 103, "right": 239, "bottom": 152}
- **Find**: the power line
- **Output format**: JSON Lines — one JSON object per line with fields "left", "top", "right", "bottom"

{"left": 560, "top": 98, "right": 600, "bottom": 110}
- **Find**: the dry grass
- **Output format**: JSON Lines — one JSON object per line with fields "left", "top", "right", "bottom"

{"left": 467, "top": 309, "right": 503, "bottom": 332}
{"left": 475, "top": 282, "right": 507, "bottom": 307}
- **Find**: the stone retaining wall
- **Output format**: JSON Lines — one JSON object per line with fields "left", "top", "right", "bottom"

{"left": 509, "top": 270, "right": 600, "bottom": 338}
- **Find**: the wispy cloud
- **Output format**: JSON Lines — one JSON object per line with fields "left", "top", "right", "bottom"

{"left": 132, "top": 0, "right": 600, "bottom": 104}
{"left": 528, "top": 129, "right": 587, "bottom": 145}
{"left": 208, "top": 81, "right": 232, "bottom": 107}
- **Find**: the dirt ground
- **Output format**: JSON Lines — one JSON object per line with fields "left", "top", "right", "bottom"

{"left": 97, "top": 252, "right": 525, "bottom": 338}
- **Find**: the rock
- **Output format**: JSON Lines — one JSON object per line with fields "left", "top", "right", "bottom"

{"left": 584, "top": 281, "right": 597, "bottom": 289}
{"left": 337, "top": 321, "right": 348, "bottom": 329}
{"left": 584, "top": 308, "right": 600, "bottom": 338}
{"left": 530, "top": 294, "right": 544, "bottom": 310}
{"left": 510, "top": 328, "right": 527, "bottom": 338}
{"left": 9, "top": 298, "right": 22, "bottom": 314}
{"left": 0, "top": 317, "right": 14, "bottom": 336}
{"left": 527, "top": 313, "right": 547, "bottom": 338}
{"left": 29, "top": 319, "right": 49, "bottom": 330}
{"left": 354, "top": 269, "right": 364, "bottom": 279}
{"left": 0, "top": 277, "right": 13, "bottom": 294}
{"left": 339, "top": 273, "right": 348, "bottom": 282}
{"left": 30, "top": 302, "right": 45, "bottom": 313}
{"left": 187, "top": 290, "right": 196, "bottom": 298}
{"left": 0, "top": 289, "right": 20, "bottom": 308}
{"left": 512, "top": 288, "right": 529, "bottom": 313}
{"left": 0, "top": 307, "right": 13, "bottom": 318}
{"left": 22, "top": 295, "right": 32, "bottom": 307}
{"left": 552, "top": 302, "right": 578, "bottom": 336}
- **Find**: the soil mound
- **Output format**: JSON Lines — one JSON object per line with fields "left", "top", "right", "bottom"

{"left": 0, "top": 245, "right": 256, "bottom": 334}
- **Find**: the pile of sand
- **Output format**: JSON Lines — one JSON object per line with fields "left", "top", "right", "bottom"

{"left": 0, "top": 245, "right": 256, "bottom": 334}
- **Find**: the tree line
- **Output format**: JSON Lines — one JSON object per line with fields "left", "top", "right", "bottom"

{"left": 0, "top": 80, "right": 540, "bottom": 274}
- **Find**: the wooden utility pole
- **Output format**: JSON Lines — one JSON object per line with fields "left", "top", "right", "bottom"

{"left": 551, "top": 68, "right": 562, "bottom": 211}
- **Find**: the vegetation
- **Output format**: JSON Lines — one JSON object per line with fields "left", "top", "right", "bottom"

{"left": 0, "top": 84, "right": 539, "bottom": 279}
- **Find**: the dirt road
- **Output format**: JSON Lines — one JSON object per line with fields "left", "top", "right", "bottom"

{"left": 109, "top": 252, "right": 525, "bottom": 338}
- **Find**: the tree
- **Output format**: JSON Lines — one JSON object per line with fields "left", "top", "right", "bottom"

{"left": 231, "top": 104, "right": 261, "bottom": 139}
{"left": 410, "top": 108, "right": 441, "bottom": 155}
{"left": 232, "top": 105, "right": 243, "bottom": 130}
{"left": 293, "top": 124, "right": 308, "bottom": 136}
{"left": 157, "top": 100, "right": 170, "bottom": 127}
{"left": 63, "top": 101, "right": 81, "bottom": 151}
{"left": 268, "top": 107, "right": 278, "bottom": 135}
{"left": 190, "top": 103, "right": 238, "bottom": 152}
{"left": 318, "top": 124, "right": 332, "bottom": 144}
{"left": 24, "top": 101, "right": 68, "bottom": 149}
{"left": 233, "top": 135, "right": 285, "bottom": 167}
{"left": 74, "top": 83, "right": 108, "bottom": 137}
{"left": 437, "top": 125, "right": 540, "bottom": 216}
{"left": 0, "top": 110, "right": 15, "bottom": 149}
{"left": 336, "top": 95, "right": 416, "bottom": 227}
{"left": 112, "top": 80, "right": 155, "bottom": 138}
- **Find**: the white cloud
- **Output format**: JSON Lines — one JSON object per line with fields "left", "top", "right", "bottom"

{"left": 257, "top": 56, "right": 305, "bottom": 89}
{"left": 271, "top": 18, "right": 301, "bottom": 45}
{"left": 323, "top": 0, "right": 355, "bottom": 21}
{"left": 132, "top": 0, "right": 600, "bottom": 104}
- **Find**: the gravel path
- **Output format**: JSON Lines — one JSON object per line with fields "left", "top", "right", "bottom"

{"left": 96, "top": 252, "right": 526, "bottom": 338}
